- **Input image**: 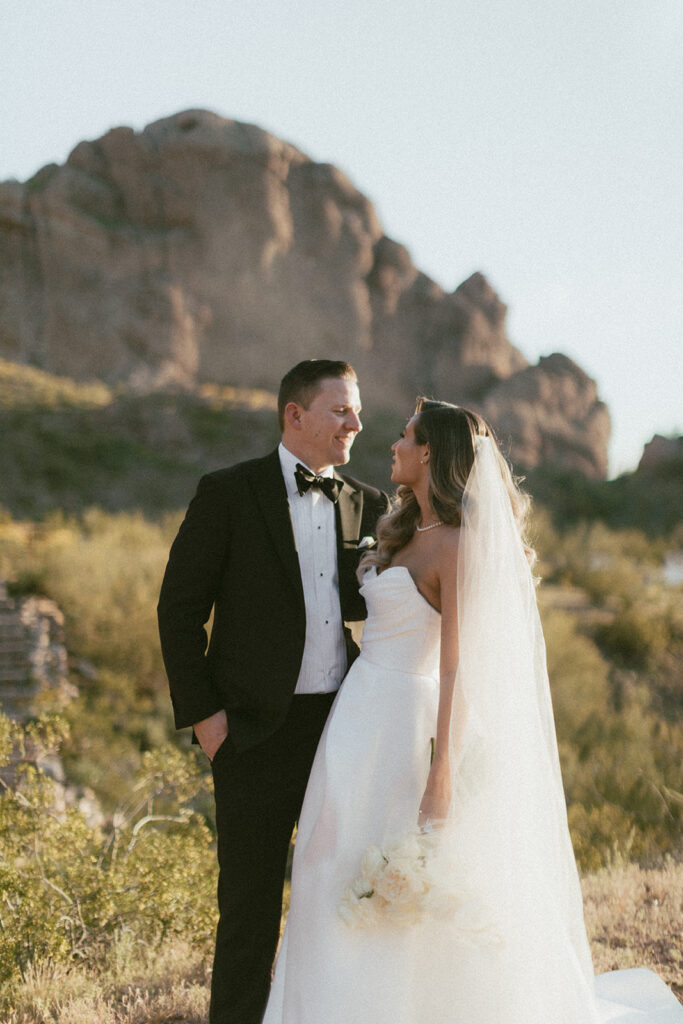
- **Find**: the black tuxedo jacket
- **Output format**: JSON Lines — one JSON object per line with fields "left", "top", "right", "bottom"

{"left": 157, "top": 449, "right": 389, "bottom": 751}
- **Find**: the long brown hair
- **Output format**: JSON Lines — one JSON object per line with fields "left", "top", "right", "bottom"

{"left": 360, "top": 399, "right": 535, "bottom": 578}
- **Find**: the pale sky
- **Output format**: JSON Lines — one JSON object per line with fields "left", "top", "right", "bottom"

{"left": 2, "top": 0, "right": 681, "bottom": 475}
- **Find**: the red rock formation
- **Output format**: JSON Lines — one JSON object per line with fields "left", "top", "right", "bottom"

{"left": 482, "top": 354, "right": 611, "bottom": 479}
{"left": 638, "top": 435, "right": 683, "bottom": 472}
{"left": 0, "top": 109, "right": 609, "bottom": 476}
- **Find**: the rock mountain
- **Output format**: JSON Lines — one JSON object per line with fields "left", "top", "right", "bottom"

{"left": 0, "top": 109, "right": 609, "bottom": 476}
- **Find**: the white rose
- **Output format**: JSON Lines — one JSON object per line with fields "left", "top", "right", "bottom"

{"left": 384, "top": 900, "right": 422, "bottom": 925}
{"left": 361, "top": 845, "right": 386, "bottom": 885}
{"left": 421, "top": 886, "right": 461, "bottom": 919}
{"left": 338, "top": 891, "right": 358, "bottom": 925}
{"left": 355, "top": 895, "right": 381, "bottom": 925}
{"left": 374, "top": 858, "right": 425, "bottom": 904}
{"left": 395, "top": 832, "right": 423, "bottom": 861}
{"left": 352, "top": 876, "right": 373, "bottom": 899}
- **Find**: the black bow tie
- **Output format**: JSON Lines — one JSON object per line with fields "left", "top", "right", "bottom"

{"left": 294, "top": 464, "right": 342, "bottom": 503}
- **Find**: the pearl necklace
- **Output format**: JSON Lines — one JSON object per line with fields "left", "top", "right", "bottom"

{"left": 415, "top": 520, "right": 444, "bottom": 532}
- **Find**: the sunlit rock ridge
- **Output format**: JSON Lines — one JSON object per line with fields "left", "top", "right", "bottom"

{"left": 0, "top": 109, "right": 609, "bottom": 476}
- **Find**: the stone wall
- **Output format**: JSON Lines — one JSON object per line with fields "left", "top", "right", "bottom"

{"left": 0, "top": 581, "right": 76, "bottom": 721}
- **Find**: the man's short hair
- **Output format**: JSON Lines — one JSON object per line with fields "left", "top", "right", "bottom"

{"left": 278, "top": 360, "right": 357, "bottom": 430}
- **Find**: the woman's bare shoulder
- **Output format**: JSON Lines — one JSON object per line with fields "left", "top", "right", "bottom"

{"left": 438, "top": 523, "right": 461, "bottom": 550}
{"left": 434, "top": 524, "right": 461, "bottom": 576}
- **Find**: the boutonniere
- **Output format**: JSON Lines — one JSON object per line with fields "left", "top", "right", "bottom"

{"left": 357, "top": 536, "right": 377, "bottom": 550}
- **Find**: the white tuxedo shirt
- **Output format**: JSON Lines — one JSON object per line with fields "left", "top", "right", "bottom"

{"left": 278, "top": 443, "right": 347, "bottom": 694}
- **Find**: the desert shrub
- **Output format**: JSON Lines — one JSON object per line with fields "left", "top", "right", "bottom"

{"left": 33, "top": 509, "right": 174, "bottom": 682}
{"left": 581, "top": 559, "right": 647, "bottom": 606}
{"left": 0, "top": 713, "right": 215, "bottom": 1010}
{"left": 541, "top": 521, "right": 667, "bottom": 596}
{"left": 0, "top": 510, "right": 190, "bottom": 808}
{"left": 543, "top": 608, "right": 610, "bottom": 739}
{"left": 527, "top": 459, "right": 683, "bottom": 537}
{"left": 568, "top": 803, "right": 641, "bottom": 873}
{"left": 0, "top": 517, "right": 36, "bottom": 584}
{"left": 562, "top": 688, "right": 682, "bottom": 870}
{"left": 0, "top": 509, "right": 177, "bottom": 685}
{"left": 0, "top": 357, "right": 111, "bottom": 411}
{"left": 595, "top": 605, "right": 672, "bottom": 667}
{"left": 542, "top": 606, "right": 682, "bottom": 871}
{"left": 0, "top": 365, "right": 281, "bottom": 518}
{"left": 58, "top": 669, "right": 174, "bottom": 809}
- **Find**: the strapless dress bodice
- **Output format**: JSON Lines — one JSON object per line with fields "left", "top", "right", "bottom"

{"left": 358, "top": 566, "right": 441, "bottom": 678}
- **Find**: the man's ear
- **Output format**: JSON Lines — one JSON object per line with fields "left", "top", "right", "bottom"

{"left": 283, "top": 401, "right": 304, "bottom": 431}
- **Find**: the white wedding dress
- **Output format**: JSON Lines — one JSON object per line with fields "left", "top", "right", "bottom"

{"left": 262, "top": 564, "right": 681, "bottom": 1024}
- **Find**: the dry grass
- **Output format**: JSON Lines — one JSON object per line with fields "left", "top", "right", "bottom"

{"left": 5, "top": 940, "right": 210, "bottom": 1024}
{"left": 582, "top": 857, "right": 683, "bottom": 1000}
{"left": 5, "top": 862, "right": 681, "bottom": 1021}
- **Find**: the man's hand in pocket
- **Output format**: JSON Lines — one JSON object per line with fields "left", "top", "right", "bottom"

{"left": 194, "top": 709, "right": 228, "bottom": 760}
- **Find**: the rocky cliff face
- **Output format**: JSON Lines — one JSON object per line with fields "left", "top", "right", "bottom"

{"left": 0, "top": 109, "right": 609, "bottom": 476}
{"left": 481, "top": 354, "right": 611, "bottom": 479}
{"left": 638, "top": 435, "right": 683, "bottom": 472}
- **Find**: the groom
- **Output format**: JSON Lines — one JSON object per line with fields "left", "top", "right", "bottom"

{"left": 157, "top": 359, "right": 389, "bottom": 1024}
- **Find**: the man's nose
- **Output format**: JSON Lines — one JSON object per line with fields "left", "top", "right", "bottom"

{"left": 346, "top": 411, "right": 362, "bottom": 433}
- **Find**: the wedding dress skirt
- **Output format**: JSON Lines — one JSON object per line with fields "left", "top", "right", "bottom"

{"left": 262, "top": 567, "right": 681, "bottom": 1024}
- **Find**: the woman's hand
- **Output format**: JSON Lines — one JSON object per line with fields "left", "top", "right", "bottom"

{"left": 418, "top": 762, "right": 451, "bottom": 830}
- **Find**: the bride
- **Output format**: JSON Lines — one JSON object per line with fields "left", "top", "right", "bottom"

{"left": 262, "top": 400, "right": 679, "bottom": 1024}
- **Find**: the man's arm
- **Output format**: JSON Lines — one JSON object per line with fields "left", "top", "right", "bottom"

{"left": 157, "top": 473, "right": 231, "bottom": 731}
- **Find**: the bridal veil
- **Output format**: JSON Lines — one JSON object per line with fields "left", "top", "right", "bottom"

{"left": 427, "top": 435, "right": 601, "bottom": 1021}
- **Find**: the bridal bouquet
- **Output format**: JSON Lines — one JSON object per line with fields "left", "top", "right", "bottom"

{"left": 339, "top": 830, "right": 458, "bottom": 927}
{"left": 338, "top": 830, "right": 502, "bottom": 944}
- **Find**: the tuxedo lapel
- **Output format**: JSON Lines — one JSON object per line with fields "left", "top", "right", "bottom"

{"left": 335, "top": 475, "right": 363, "bottom": 550}
{"left": 247, "top": 456, "right": 363, "bottom": 597}
{"left": 247, "top": 450, "right": 303, "bottom": 598}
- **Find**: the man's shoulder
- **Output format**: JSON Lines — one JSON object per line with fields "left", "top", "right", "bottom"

{"left": 337, "top": 471, "right": 389, "bottom": 505}
{"left": 201, "top": 450, "right": 279, "bottom": 488}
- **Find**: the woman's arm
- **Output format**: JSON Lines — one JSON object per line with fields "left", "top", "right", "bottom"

{"left": 418, "top": 534, "right": 462, "bottom": 828}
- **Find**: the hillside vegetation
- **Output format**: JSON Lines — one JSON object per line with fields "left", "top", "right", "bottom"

{"left": 0, "top": 357, "right": 681, "bottom": 1016}
{"left": 2, "top": 356, "right": 680, "bottom": 534}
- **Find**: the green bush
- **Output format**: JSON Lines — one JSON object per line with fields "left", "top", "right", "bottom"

{"left": 527, "top": 459, "right": 683, "bottom": 537}
{"left": 543, "top": 608, "right": 610, "bottom": 739}
{"left": 539, "top": 521, "right": 667, "bottom": 596}
{"left": 1, "top": 509, "right": 178, "bottom": 685}
{"left": 0, "top": 492, "right": 680, "bottom": 943}
{"left": 59, "top": 669, "right": 173, "bottom": 809}
{"left": 567, "top": 804, "right": 640, "bottom": 873}
{"left": 542, "top": 605, "right": 682, "bottom": 871}
{"left": 0, "top": 713, "right": 215, "bottom": 1009}
{"left": 594, "top": 606, "right": 672, "bottom": 668}
{"left": 34, "top": 509, "right": 175, "bottom": 683}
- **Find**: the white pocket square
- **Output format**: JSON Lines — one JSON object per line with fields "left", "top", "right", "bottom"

{"left": 357, "top": 536, "right": 377, "bottom": 550}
